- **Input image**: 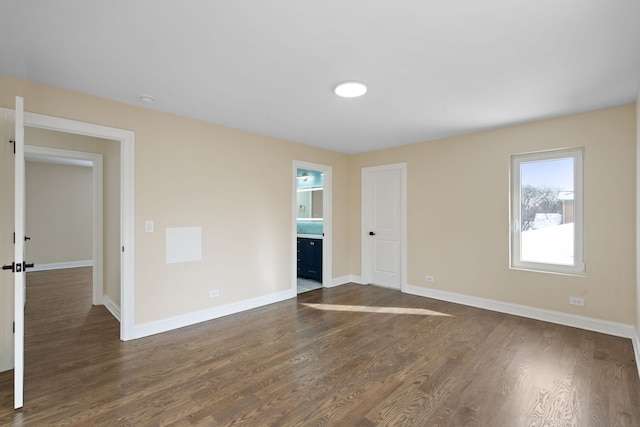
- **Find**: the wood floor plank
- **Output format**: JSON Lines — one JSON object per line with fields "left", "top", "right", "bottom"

{"left": 1, "top": 267, "right": 639, "bottom": 425}
{"left": 427, "top": 314, "right": 525, "bottom": 425}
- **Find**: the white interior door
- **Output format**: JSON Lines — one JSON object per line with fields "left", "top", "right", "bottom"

{"left": 13, "top": 96, "right": 26, "bottom": 409}
{"left": 0, "top": 109, "right": 16, "bottom": 375}
{"left": 0, "top": 97, "right": 26, "bottom": 408}
{"left": 362, "top": 163, "right": 406, "bottom": 290}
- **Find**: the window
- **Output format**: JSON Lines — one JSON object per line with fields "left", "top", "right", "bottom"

{"left": 510, "top": 148, "right": 584, "bottom": 274}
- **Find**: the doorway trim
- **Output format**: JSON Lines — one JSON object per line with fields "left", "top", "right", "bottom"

{"left": 23, "top": 112, "right": 135, "bottom": 341}
{"left": 25, "top": 145, "right": 104, "bottom": 307}
{"left": 361, "top": 163, "right": 407, "bottom": 292}
{"left": 293, "top": 161, "right": 332, "bottom": 292}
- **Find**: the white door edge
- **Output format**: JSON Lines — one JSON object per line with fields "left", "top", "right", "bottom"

{"left": 14, "top": 96, "right": 25, "bottom": 409}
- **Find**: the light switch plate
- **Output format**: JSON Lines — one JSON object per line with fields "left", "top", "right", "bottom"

{"left": 145, "top": 221, "right": 154, "bottom": 233}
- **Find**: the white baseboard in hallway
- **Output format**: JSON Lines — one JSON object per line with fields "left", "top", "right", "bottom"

{"left": 29, "top": 260, "right": 93, "bottom": 272}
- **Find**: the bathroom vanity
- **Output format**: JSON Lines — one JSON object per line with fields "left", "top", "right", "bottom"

{"left": 297, "top": 236, "right": 322, "bottom": 281}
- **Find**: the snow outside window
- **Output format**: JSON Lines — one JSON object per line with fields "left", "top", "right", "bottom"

{"left": 510, "top": 148, "right": 585, "bottom": 275}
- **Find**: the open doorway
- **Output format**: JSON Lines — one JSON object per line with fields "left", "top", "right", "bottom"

{"left": 0, "top": 106, "right": 134, "bottom": 408}
{"left": 22, "top": 111, "right": 135, "bottom": 341}
{"left": 17, "top": 130, "right": 123, "bottom": 391}
{"left": 293, "top": 161, "right": 332, "bottom": 295}
{"left": 24, "top": 128, "right": 121, "bottom": 318}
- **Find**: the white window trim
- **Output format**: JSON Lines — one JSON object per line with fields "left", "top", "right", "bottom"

{"left": 510, "top": 148, "right": 585, "bottom": 275}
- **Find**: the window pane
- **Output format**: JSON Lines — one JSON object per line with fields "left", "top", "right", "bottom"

{"left": 519, "top": 157, "right": 574, "bottom": 265}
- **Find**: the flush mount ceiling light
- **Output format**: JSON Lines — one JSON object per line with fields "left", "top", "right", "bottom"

{"left": 139, "top": 95, "right": 155, "bottom": 104}
{"left": 334, "top": 81, "right": 367, "bottom": 98}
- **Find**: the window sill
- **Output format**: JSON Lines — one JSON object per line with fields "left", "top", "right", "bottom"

{"left": 509, "top": 265, "right": 586, "bottom": 277}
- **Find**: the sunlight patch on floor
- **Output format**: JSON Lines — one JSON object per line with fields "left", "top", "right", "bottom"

{"left": 302, "top": 303, "right": 451, "bottom": 316}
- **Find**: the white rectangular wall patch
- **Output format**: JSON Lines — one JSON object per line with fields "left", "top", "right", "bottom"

{"left": 166, "top": 227, "right": 202, "bottom": 264}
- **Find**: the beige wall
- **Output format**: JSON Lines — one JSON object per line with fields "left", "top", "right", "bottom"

{"left": 24, "top": 127, "right": 122, "bottom": 308}
{"left": 0, "top": 74, "right": 350, "bottom": 325}
{"left": 2, "top": 73, "right": 636, "bottom": 330}
{"left": 26, "top": 161, "right": 92, "bottom": 264}
{"left": 350, "top": 105, "right": 636, "bottom": 324}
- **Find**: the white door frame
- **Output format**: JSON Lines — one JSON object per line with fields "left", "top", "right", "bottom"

{"left": 293, "top": 161, "right": 332, "bottom": 292}
{"left": 361, "top": 163, "right": 407, "bottom": 291}
{"left": 23, "top": 112, "right": 135, "bottom": 341}
{"left": 24, "top": 145, "right": 104, "bottom": 307}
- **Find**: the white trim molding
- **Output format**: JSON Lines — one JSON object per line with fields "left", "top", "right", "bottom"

{"left": 103, "top": 295, "right": 121, "bottom": 322}
{"left": 29, "top": 260, "right": 93, "bottom": 272}
{"left": 405, "top": 284, "right": 636, "bottom": 339}
{"left": 134, "top": 289, "right": 294, "bottom": 339}
{"left": 331, "top": 275, "right": 364, "bottom": 287}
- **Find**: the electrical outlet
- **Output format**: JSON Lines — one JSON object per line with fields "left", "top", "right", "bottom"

{"left": 569, "top": 296, "right": 584, "bottom": 307}
{"left": 425, "top": 275, "right": 434, "bottom": 283}
{"left": 209, "top": 290, "right": 220, "bottom": 298}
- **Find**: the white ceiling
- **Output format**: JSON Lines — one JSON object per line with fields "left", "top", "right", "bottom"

{"left": 1, "top": 1, "right": 639, "bottom": 154}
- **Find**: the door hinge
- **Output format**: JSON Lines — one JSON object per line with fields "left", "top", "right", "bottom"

{"left": 13, "top": 322, "right": 15, "bottom": 333}
{"left": 12, "top": 233, "right": 30, "bottom": 243}
{"left": 9, "top": 139, "right": 15, "bottom": 154}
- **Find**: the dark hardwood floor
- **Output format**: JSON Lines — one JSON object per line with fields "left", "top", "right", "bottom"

{"left": 1, "top": 267, "right": 639, "bottom": 426}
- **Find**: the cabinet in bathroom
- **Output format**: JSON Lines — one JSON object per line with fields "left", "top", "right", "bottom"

{"left": 297, "top": 238, "right": 322, "bottom": 281}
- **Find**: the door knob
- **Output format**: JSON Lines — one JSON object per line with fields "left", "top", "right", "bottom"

{"left": 369, "top": 231, "right": 376, "bottom": 236}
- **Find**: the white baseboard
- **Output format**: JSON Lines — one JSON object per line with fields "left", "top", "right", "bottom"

{"left": 405, "top": 284, "right": 636, "bottom": 339}
{"left": 134, "top": 288, "right": 295, "bottom": 339}
{"left": 330, "top": 275, "right": 362, "bottom": 287}
{"left": 30, "top": 260, "right": 93, "bottom": 272}
{"left": 103, "top": 295, "right": 121, "bottom": 322}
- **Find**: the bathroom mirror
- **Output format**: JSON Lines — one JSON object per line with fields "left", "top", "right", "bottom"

{"left": 297, "top": 188, "right": 323, "bottom": 220}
